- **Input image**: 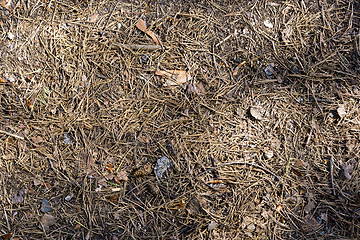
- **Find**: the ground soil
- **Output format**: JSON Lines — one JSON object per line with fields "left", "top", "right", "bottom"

{"left": 0, "top": 0, "right": 359, "bottom": 239}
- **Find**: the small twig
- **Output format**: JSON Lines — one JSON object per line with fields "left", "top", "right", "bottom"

{"left": 198, "top": 154, "right": 281, "bottom": 182}
{"left": 329, "top": 156, "right": 336, "bottom": 195}
{"left": 216, "top": 31, "right": 239, "bottom": 47}
{"left": 3, "top": 207, "right": 11, "bottom": 232}
{"left": 102, "top": 0, "right": 120, "bottom": 31}
{"left": 200, "top": 161, "right": 280, "bottom": 179}
{"left": 112, "top": 43, "right": 162, "bottom": 51}
{"left": 0, "top": 130, "right": 24, "bottom": 140}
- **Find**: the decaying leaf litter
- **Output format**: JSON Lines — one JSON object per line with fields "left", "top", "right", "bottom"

{"left": 0, "top": 0, "right": 359, "bottom": 239}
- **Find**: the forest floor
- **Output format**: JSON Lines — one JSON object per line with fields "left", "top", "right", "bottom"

{"left": 0, "top": 0, "right": 359, "bottom": 239}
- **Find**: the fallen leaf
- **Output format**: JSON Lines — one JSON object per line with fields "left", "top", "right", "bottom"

{"left": 270, "top": 138, "right": 281, "bottom": 150}
{"left": 294, "top": 160, "right": 305, "bottom": 168}
{"left": 281, "top": 25, "right": 293, "bottom": 43}
{"left": 39, "top": 214, "right": 56, "bottom": 232}
{"left": 301, "top": 215, "right": 320, "bottom": 233}
{"left": 31, "top": 135, "right": 43, "bottom": 144}
{"left": 341, "top": 164, "right": 353, "bottom": 180}
{"left": 136, "top": 19, "right": 161, "bottom": 45}
{"left": 187, "top": 197, "right": 206, "bottom": 215}
{"left": 74, "top": 223, "right": 81, "bottom": 230}
{"left": 249, "top": 106, "right": 265, "bottom": 120}
{"left": 304, "top": 201, "right": 315, "bottom": 214}
{"left": 89, "top": 13, "right": 100, "bottom": 23}
{"left": 0, "top": 77, "right": 7, "bottom": 83}
{"left": 116, "top": 171, "right": 128, "bottom": 181}
{"left": 147, "top": 183, "right": 160, "bottom": 195}
{"left": 263, "top": 147, "right": 274, "bottom": 159}
{"left": 346, "top": 140, "right": 355, "bottom": 152}
{"left": 186, "top": 82, "right": 206, "bottom": 95}
{"left": 155, "top": 69, "right": 192, "bottom": 86}
{"left": 98, "top": 173, "right": 115, "bottom": 185}
{"left": 337, "top": 104, "right": 346, "bottom": 118}
{"left": 109, "top": 195, "right": 118, "bottom": 202}
{"left": 136, "top": 19, "right": 147, "bottom": 32}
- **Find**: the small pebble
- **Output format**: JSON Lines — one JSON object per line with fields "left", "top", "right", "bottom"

{"left": 7, "top": 32, "right": 15, "bottom": 40}
{"left": 64, "top": 133, "right": 71, "bottom": 144}
{"left": 264, "top": 20, "right": 274, "bottom": 29}
{"left": 7, "top": 76, "right": 15, "bottom": 83}
{"left": 265, "top": 64, "right": 274, "bottom": 76}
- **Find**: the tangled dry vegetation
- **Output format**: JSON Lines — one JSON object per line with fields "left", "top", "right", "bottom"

{"left": 0, "top": 0, "right": 359, "bottom": 239}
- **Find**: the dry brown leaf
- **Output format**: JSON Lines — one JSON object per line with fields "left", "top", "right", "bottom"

{"left": 187, "top": 82, "right": 206, "bottom": 95}
{"left": 39, "top": 214, "right": 56, "bottom": 232}
{"left": 304, "top": 200, "right": 316, "bottom": 214}
{"left": 147, "top": 183, "right": 160, "bottom": 195}
{"left": 145, "top": 31, "right": 160, "bottom": 45}
{"left": 137, "top": 134, "right": 151, "bottom": 144}
{"left": 301, "top": 215, "right": 321, "bottom": 233}
{"left": 187, "top": 197, "right": 207, "bottom": 216}
{"left": 31, "top": 135, "right": 43, "bottom": 144}
{"left": 136, "top": 19, "right": 161, "bottom": 45}
{"left": 74, "top": 223, "right": 81, "bottom": 230}
{"left": 136, "top": 19, "right": 147, "bottom": 32}
{"left": 89, "top": 13, "right": 100, "bottom": 23}
{"left": 116, "top": 171, "right": 128, "bottom": 181}
{"left": 270, "top": 138, "right": 281, "bottom": 150}
{"left": 0, "top": 77, "right": 7, "bottom": 83}
{"left": 155, "top": 69, "right": 192, "bottom": 86}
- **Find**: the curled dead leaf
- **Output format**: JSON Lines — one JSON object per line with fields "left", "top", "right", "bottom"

{"left": 136, "top": 19, "right": 161, "bottom": 45}
{"left": 155, "top": 69, "right": 192, "bottom": 86}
